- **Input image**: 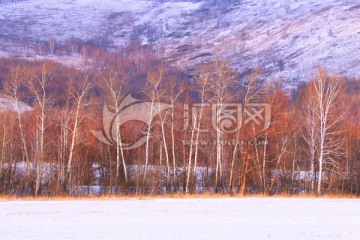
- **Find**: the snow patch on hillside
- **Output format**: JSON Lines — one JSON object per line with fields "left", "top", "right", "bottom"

{"left": 0, "top": 97, "right": 32, "bottom": 113}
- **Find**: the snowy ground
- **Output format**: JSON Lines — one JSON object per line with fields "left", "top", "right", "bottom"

{"left": 0, "top": 198, "right": 359, "bottom": 240}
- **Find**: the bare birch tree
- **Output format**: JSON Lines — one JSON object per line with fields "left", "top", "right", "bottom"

{"left": 145, "top": 66, "right": 172, "bottom": 192}
{"left": 208, "top": 61, "right": 237, "bottom": 192}
{"left": 4, "top": 67, "right": 32, "bottom": 190}
{"left": 62, "top": 74, "right": 92, "bottom": 193}
{"left": 100, "top": 70, "right": 128, "bottom": 191}
{"left": 303, "top": 69, "right": 346, "bottom": 194}
{"left": 26, "top": 63, "right": 53, "bottom": 197}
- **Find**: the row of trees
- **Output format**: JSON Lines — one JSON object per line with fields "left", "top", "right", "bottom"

{"left": 0, "top": 58, "right": 359, "bottom": 197}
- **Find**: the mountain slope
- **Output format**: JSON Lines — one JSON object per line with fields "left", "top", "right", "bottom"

{"left": 0, "top": 0, "right": 360, "bottom": 84}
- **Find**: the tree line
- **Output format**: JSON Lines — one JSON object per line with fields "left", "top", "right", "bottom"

{"left": 0, "top": 57, "right": 359, "bottom": 197}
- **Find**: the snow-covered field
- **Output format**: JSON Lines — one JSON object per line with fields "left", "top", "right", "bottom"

{"left": 0, "top": 198, "right": 359, "bottom": 240}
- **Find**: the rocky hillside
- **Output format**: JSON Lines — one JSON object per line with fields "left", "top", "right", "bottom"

{"left": 1, "top": 0, "right": 360, "bottom": 85}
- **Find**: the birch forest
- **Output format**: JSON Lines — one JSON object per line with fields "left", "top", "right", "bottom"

{"left": 0, "top": 48, "right": 359, "bottom": 197}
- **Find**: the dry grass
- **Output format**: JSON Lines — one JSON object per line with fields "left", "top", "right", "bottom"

{"left": 0, "top": 192, "right": 358, "bottom": 201}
